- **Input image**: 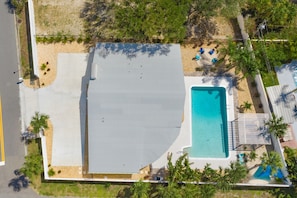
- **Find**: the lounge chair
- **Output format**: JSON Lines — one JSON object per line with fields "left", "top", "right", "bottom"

{"left": 199, "top": 48, "right": 205, "bottom": 54}
{"left": 209, "top": 49, "right": 215, "bottom": 55}
{"left": 195, "top": 55, "right": 201, "bottom": 60}
{"left": 238, "top": 153, "right": 245, "bottom": 164}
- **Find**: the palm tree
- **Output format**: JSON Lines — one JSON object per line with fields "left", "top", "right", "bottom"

{"left": 265, "top": 114, "right": 288, "bottom": 138}
{"left": 167, "top": 153, "right": 198, "bottom": 183}
{"left": 198, "top": 184, "right": 216, "bottom": 198}
{"left": 225, "top": 161, "right": 248, "bottom": 184}
{"left": 30, "top": 112, "right": 49, "bottom": 134}
{"left": 248, "top": 150, "right": 258, "bottom": 162}
{"left": 260, "top": 151, "right": 283, "bottom": 176}
{"left": 130, "top": 180, "right": 150, "bottom": 198}
{"left": 239, "top": 101, "right": 252, "bottom": 113}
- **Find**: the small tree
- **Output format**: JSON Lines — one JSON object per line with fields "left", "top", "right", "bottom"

{"left": 239, "top": 101, "right": 252, "bottom": 113}
{"left": 248, "top": 150, "right": 258, "bottom": 162}
{"left": 265, "top": 114, "right": 288, "bottom": 138}
{"left": 30, "top": 112, "right": 49, "bottom": 134}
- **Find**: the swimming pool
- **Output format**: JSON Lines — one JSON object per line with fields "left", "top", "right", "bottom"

{"left": 253, "top": 165, "right": 284, "bottom": 181}
{"left": 189, "top": 86, "right": 229, "bottom": 158}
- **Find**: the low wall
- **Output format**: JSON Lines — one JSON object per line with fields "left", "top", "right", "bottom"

{"left": 27, "top": 0, "right": 39, "bottom": 77}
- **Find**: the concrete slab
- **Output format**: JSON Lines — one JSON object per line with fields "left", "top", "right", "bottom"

{"left": 39, "top": 53, "right": 88, "bottom": 166}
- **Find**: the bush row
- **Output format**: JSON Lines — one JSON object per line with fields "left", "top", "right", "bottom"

{"left": 35, "top": 34, "right": 91, "bottom": 44}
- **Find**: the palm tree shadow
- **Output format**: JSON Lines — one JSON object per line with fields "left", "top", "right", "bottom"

{"left": 8, "top": 170, "right": 30, "bottom": 192}
{"left": 294, "top": 105, "right": 297, "bottom": 118}
{"left": 276, "top": 85, "right": 296, "bottom": 108}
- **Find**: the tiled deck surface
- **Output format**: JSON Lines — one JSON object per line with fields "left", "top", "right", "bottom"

{"left": 152, "top": 76, "right": 237, "bottom": 170}
{"left": 275, "top": 62, "right": 297, "bottom": 145}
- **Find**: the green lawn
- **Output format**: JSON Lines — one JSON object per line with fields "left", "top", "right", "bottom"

{"left": 215, "top": 189, "right": 274, "bottom": 198}
{"left": 261, "top": 71, "right": 279, "bottom": 87}
{"left": 18, "top": 9, "right": 31, "bottom": 79}
{"left": 38, "top": 182, "right": 129, "bottom": 197}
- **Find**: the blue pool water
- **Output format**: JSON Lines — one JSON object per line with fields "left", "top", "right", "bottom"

{"left": 189, "top": 87, "right": 229, "bottom": 158}
{"left": 253, "top": 166, "right": 284, "bottom": 181}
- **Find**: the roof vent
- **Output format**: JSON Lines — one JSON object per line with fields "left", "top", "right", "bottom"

{"left": 90, "top": 63, "right": 98, "bottom": 80}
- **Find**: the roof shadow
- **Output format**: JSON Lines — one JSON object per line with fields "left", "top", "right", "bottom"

{"left": 95, "top": 43, "right": 172, "bottom": 59}
{"left": 202, "top": 71, "right": 242, "bottom": 94}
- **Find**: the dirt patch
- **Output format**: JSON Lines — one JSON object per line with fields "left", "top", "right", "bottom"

{"left": 213, "top": 17, "right": 241, "bottom": 40}
{"left": 33, "top": 0, "right": 86, "bottom": 35}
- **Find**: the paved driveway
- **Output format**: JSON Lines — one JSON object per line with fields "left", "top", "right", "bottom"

{"left": 38, "top": 53, "right": 88, "bottom": 166}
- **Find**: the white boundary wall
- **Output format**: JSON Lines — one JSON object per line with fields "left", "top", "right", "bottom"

{"left": 27, "top": 0, "right": 39, "bottom": 77}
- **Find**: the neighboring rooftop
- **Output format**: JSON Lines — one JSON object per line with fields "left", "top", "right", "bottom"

{"left": 87, "top": 43, "right": 185, "bottom": 174}
{"left": 268, "top": 61, "right": 297, "bottom": 124}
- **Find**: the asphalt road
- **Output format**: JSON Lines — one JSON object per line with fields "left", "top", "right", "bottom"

{"left": 0, "top": 1, "right": 39, "bottom": 197}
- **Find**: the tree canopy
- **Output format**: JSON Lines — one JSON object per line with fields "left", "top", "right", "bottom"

{"left": 151, "top": 153, "right": 247, "bottom": 197}
{"left": 260, "top": 151, "right": 283, "bottom": 175}
{"left": 114, "top": 0, "right": 191, "bottom": 43}
{"left": 247, "top": 0, "right": 297, "bottom": 26}
{"left": 220, "top": 39, "right": 261, "bottom": 78}
{"left": 81, "top": 0, "right": 248, "bottom": 43}
{"left": 284, "top": 146, "right": 297, "bottom": 184}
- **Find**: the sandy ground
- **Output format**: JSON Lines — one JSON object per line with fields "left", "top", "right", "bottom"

{"left": 23, "top": 42, "right": 87, "bottom": 88}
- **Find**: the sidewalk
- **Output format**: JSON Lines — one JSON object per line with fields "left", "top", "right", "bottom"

{"left": 0, "top": 97, "right": 5, "bottom": 165}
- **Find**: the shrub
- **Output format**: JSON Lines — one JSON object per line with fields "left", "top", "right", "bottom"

{"left": 77, "top": 36, "right": 83, "bottom": 44}
{"left": 41, "top": 63, "right": 47, "bottom": 70}
{"left": 104, "top": 182, "right": 111, "bottom": 189}
{"left": 48, "top": 168, "right": 55, "bottom": 177}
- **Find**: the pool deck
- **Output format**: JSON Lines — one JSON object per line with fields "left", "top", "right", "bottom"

{"left": 152, "top": 76, "right": 237, "bottom": 170}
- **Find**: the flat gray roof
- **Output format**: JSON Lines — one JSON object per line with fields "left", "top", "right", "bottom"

{"left": 88, "top": 43, "right": 185, "bottom": 174}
